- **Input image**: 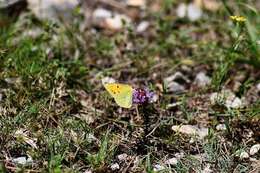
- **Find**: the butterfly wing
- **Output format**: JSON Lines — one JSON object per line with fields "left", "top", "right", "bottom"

{"left": 104, "top": 83, "right": 133, "bottom": 108}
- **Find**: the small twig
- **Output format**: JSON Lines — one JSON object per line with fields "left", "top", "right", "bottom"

{"left": 145, "top": 122, "right": 160, "bottom": 137}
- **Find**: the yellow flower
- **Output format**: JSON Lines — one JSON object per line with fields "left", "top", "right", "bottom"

{"left": 230, "top": 15, "right": 246, "bottom": 22}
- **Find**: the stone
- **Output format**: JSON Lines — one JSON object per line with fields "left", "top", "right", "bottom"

{"left": 239, "top": 151, "right": 249, "bottom": 159}
{"left": 104, "top": 14, "right": 131, "bottom": 30}
{"left": 27, "top": 0, "right": 79, "bottom": 22}
{"left": 256, "top": 83, "right": 260, "bottom": 91}
{"left": 226, "top": 97, "right": 242, "bottom": 109}
{"left": 117, "top": 153, "right": 128, "bottom": 162}
{"left": 127, "top": 0, "right": 146, "bottom": 7}
{"left": 172, "top": 125, "right": 208, "bottom": 139}
{"left": 93, "top": 8, "right": 112, "bottom": 19}
{"left": 166, "top": 81, "right": 185, "bottom": 92}
{"left": 136, "top": 21, "right": 149, "bottom": 33}
{"left": 153, "top": 164, "right": 165, "bottom": 172}
{"left": 194, "top": 72, "right": 211, "bottom": 87}
{"left": 250, "top": 144, "right": 260, "bottom": 156}
{"left": 110, "top": 163, "right": 120, "bottom": 170}
{"left": 13, "top": 157, "right": 27, "bottom": 165}
{"left": 176, "top": 3, "right": 186, "bottom": 18}
{"left": 210, "top": 90, "right": 244, "bottom": 108}
{"left": 13, "top": 156, "right": 33, "bottom": 165}
{"left": 216, "top": 124, "right": 226, "bottom": 131}
{"left": 187, "top": 3, "right": 202, "bottom": 21}
{"left": 165, "top": 157, "right": 178, "bottom": 165}
{"left": 164, "top": 72, "right": 190, "bottom": 84}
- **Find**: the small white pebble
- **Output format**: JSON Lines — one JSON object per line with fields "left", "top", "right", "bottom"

{"left": 165, "top": 157, "right": 178, "bottom": 165}
{"left": 127, "top": 0, "right": 146, "bottom": 7}
{"left": 153, "top": 164, "right": 165, "bottom": 172}
{"left": 187, "top": 3, "right": 202, "bottom": 21}
{"left": 216, "top": 124, "right": 226, "bottom": 131}
{"left": 256, "top": 83, "right": 260, "bottom": 91}
{"left": 176, "top": 3, "right": 187, "bottom": 18}
{"left": 136, "top": 21, "right": 149, "bottom": 33}
{"left": 172, "top": 125, "right": 208, "bottom": 139}
{"left": 227, "top": 97, "right": 242, "bottom": 108}
{"left": 250, "top": 144, "right": 260, "bottom": 156}
{"left": 104, "top": 14, "right": 131, "bottom": 30}
{"left": 240, "top": 151, "right": 249, "bottom": 159}
{"left": 13, "top": 156, "right": 32, "bottom": 165}
{"left": 194, "top": 72, "right": 211, "bottom": 87}
{"left": 93, "top": 8, "right": 112, "bottom": 19}
{"left": 110, "top": 163, "right": 120, "bottom": 170}
{"left": 117, "top": 153, "right": 128, "bottom": 161}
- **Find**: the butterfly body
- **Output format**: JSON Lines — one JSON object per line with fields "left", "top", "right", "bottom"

{"left": 104, "top": 83, "right": 133, "bottom": 108}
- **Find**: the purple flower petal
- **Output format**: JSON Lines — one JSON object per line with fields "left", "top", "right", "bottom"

{"left": 132, "top": 88, "right": 154, "bottom": 104}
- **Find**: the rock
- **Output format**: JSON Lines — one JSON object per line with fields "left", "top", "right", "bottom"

{"left": 194, "top": 72, "right": 211, "bottom": 87}
{"left": 167, "top": 81, "right": 185, "bottom": 92}
{"left": 5, "top": 77, "right": 21, "bottom": 84}
{"left": 13, "top": 157, "right": 27, "bottom": 165}
{"left": 172, "top": 125, "right": 208, "bottom": 139}
{"left": 0, "top": 93, "right": 2, "bottom": 101}
{"left": 104, "top": 14, "right": 131, "bottom": 30}
{"left": 240, "top": 151, "right": 249, "bottom": 159}
{"left": 216, "top": 124, "right": 226, "bottom": 131}
{"left": 226, "top": 97, "right": 242, "bottom": 109}
{"left": 176, "top": 3, "right": 187, "bottom": 18}
{"left": 187, "top": 3, "right": 202, "bottom": 21}
{"left": 164, "top": 72, "right": 190, "bottom": 92}
{"left": 110, "top": 163, "right": 120, "bottom": 170}
{"left": 13, "top": 156, "right": 33, "bottom": 165}
{"left": 256, "top": 83, "right": 260, "bottom": 91}
{"left": 136, "top": 21, "right": 149, "bottom": 33}
{"left": 117, "top": 153, "right": 128, "bottom": 162}
{"left": 164, "top": 72, "right": 190, "bottom": 84}
{"left": 250, "top": 144, "right": 260, "bottom": 156}
{"left": 27, "top": 0, "right": 79, "bottom": 22}
{"left": 165, "top": 157, "right": 178, "bottom": 165}
{"left": 210, "top": 90, "right": 244, "bottom": 108}
{"left": 153, "top": 164, "right": 165, "bottom": 172}
{"left": 93, "top": 8, "right": 112, "bottom": 19}
{"left": 127, "top": 0, "right": 146, "bottom": 8}
{"left": 166, "top": 102, "right": 182, "bottom": 109}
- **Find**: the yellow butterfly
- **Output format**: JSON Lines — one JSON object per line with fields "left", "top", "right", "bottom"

{"left": 104, "top": 83, "right": 133, "bottom": 108}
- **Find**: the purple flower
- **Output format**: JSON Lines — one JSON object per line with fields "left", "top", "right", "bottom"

{"left": 132, "top": 88, "right": 154, "bottom": 104}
